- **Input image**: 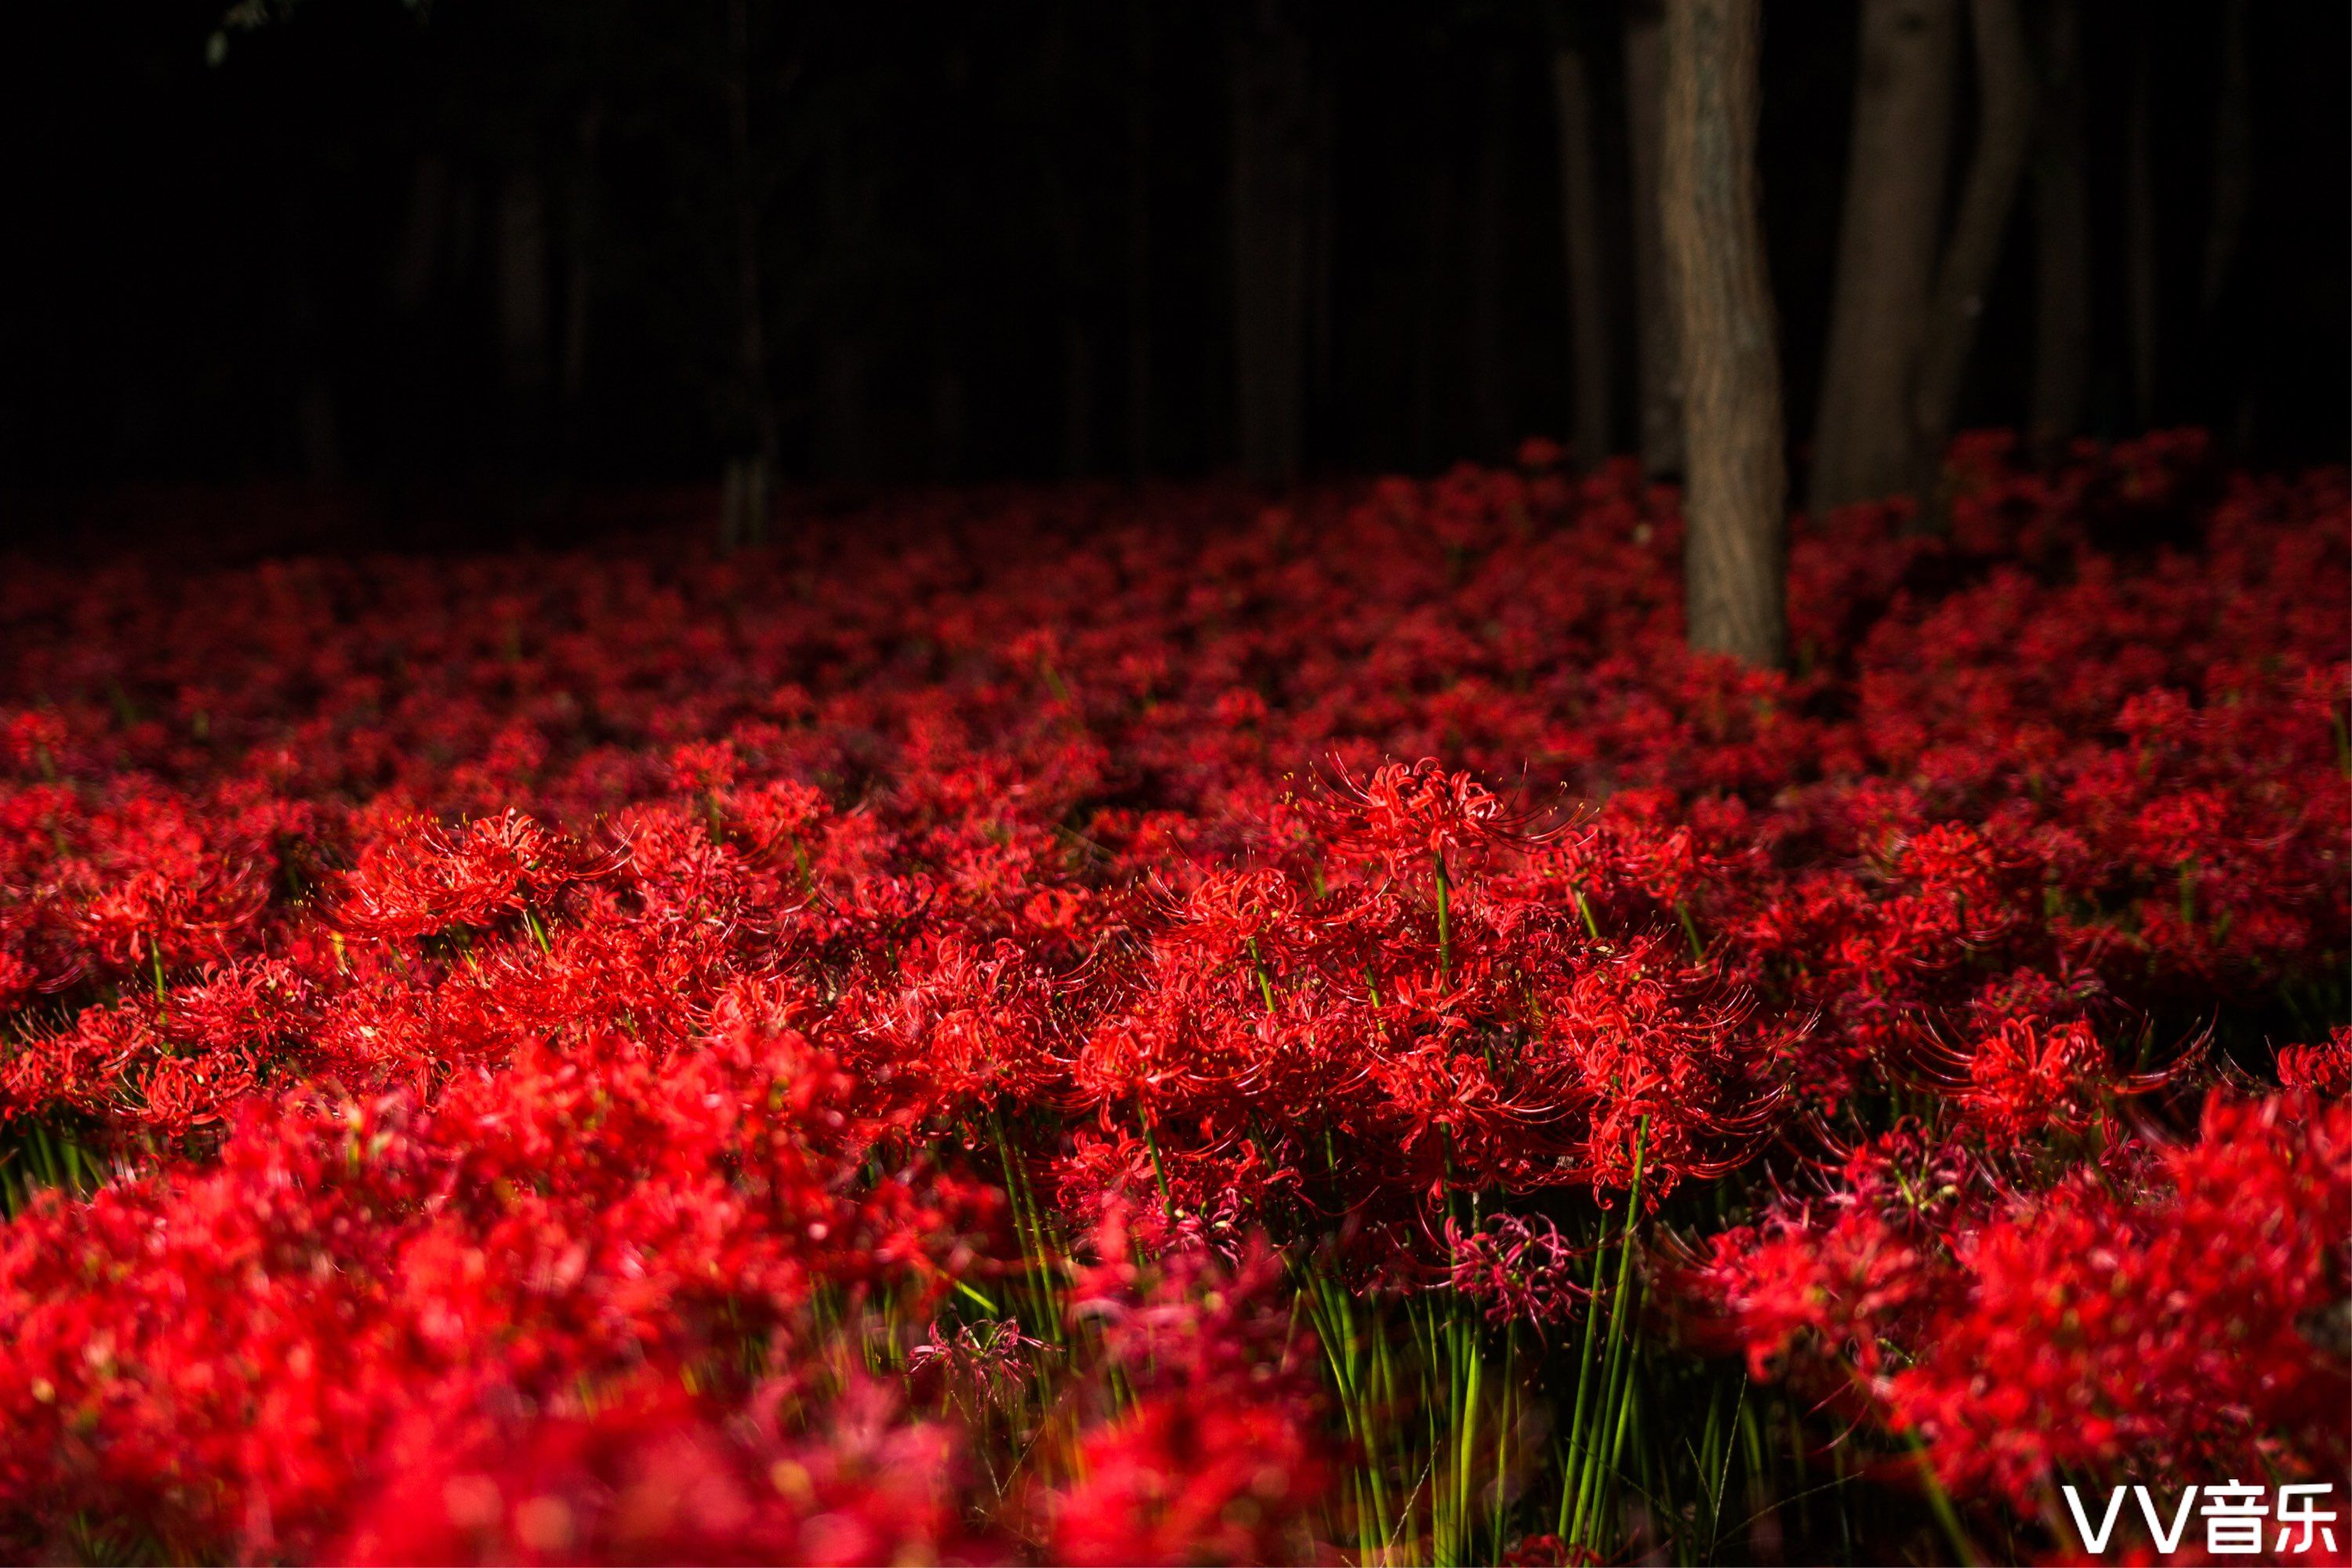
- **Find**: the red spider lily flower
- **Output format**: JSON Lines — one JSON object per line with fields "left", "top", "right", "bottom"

{"left": 1889, "top": 1092, "right": 2350, "bottom": 1508}
{"left": 335, "top": 810, "right": 622, "bottom": 942}
{"left": 1322, "top": 759, "right": 1526, "bottom": 878}
{"left": 2278, "top": 1025, "right": 2350, "bottom": 1097}
{"left": 1447, "top": 1213, "right": 1589, "bottom": 1333}
{"left": 1955, "top": 1018, "right": 2114, "bottom": 1151}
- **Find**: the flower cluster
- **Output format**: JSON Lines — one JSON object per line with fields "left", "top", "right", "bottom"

{"left": 0, "top": 429, "right": 2343, "bottom": 1560}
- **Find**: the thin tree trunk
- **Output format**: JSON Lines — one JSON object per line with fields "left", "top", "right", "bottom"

{"left": 287, "top": 199, "right": 343, "bottom": 484}
{"left": 1412, "top": 165, "right": 1450, "bottom": 471}
{"left": 2028, "top": 0, "right": 2088, "bottom": 468}
{"left": 1468, "top": 53, "right": 1512, "bottom": 461}
{"left": 1624, "top": 2, "right": 1683, "bottom": 478}
{"left": 2124, "top": 31, "right": 2158, "bottom": 427}
{"left": 391, "top": 155, "right": 447, "bottom": 317}
{"left": 1229, "top": 2, "right": 1313, "bottom": 485}
{"left": 1062, "top": 318, "right": 1094, "bottom": 477}
{"left": 2201, "top": 0, "right": 2251, "bottom": 318}
{"left": 1662, "top": 0, "right": 1786, "bottom": 669}
{"left": 931, "top": 350, "right": 966, "bottom": 478}
{"left": 1907, "top": 0, "right": 2034, "bottom": 528}
{"left": 1552, "top": 45, "right": 1613, "bottom": 470}
{"left": 1127, "top": 0, "right": 1152, "bottom": 479}
{"left": 815, "top": 114, "right": 877, "bottom": 484}
{"left": 722, "top": 0, "right": 773, "bottom": 547}
{"left": 1809, "top": 0, "right": 1958, "bottom": 513}
{"left": 1305, "top": 72, "right": 1337, "bottom": 463}
{"left": 561, "top": 101, "right": 601, "bottom": 430}
{"left": 495, "top": 165, "right": 550, "bottom": 395}
{"left": 495, "top": 159, "right": 550, "bottom": 479}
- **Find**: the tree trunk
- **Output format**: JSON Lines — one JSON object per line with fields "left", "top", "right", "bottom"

{"left": 2027, "top": 0, "right": 2088, "bottom": 468}
{"left": 1468, "top": 53, "right": 1513, "bottom": 461}
{"left": 1624, "top": 2, "right": 1683, "bottom": 478}
{"left": 1552, "top": 45, "right": 1613, "bottom": 470}
{"left": 286, "top": 198, "right": 343, "bottom": 484}
{"left": 2124, "top": 31, "right": 2158, "bottom": 427}
{"left": 1305, "top": 73, "right": 1337, "bottom": 464}
{"left": 1907, "top": 0, "right": 2034, "bottom": 528}
{"left": 561, "top": 101, "right": 601, "bottom": 441}
{"left": 1809, "top": 0, "right": 1958, "bottom": 514}
{"left": 1662, "top": 0, "right": 1786, "bottom": 669}
{"left": 721, "top": 0, "right": 773, "bottom": 548}
{"left": 495, "top": 164, "right": 550, "bottom": 397}
{"left": 2201, "top": 0, "right": 2251, "bottom": 318}
{"left": 815, "top": 115, "right": 878, "bottom": 484}
{"left": 1127, "top": 0, "right": 1153, "bottom": 479}
{"left": 1062, "top": 317, "right": 1094, "bottom": 477}
{"left": 1229, "top": 2, "right": 1313, "bottom": 485}
{"left": 390, "top": 155, "right": 447, "bottom": 317}
{"left": 1411, "top": 165, "right": 1451, "bottom": 471}
{"left": 494, "top": 159, "right": 550, "bottom": 478}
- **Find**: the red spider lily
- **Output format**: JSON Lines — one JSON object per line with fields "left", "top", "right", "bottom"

{"left": 0, "top": 432, "right": 2339, "bottom": 1559}
{"left": 1889, "top": 1091, "right": 2351, "bottom": 1508}
{"left": 1318, "top": 757, "right": 1546, "bottom": 890}
{"left": 339, "top": 1377, "right": 987, "bottom": 1567}
{"left": 334, "top": 811, "right": 623, "bottom": 943}
{"left": 1447, "top": 1213, "right": 1590, "bottom": 1333}
{"left": 2278, "top": 1025, "right": 2351, "bottom": 1097}
{"left": 1953, "top": 1018, "right": 2115, "bottom": 1151}
{"left": 1046, "top": 1202, "right": 1333, "bottom": 1566}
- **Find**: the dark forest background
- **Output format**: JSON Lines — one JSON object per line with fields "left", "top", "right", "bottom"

{"left": 2, "top": 0, "right": 2343, "bottom": 535}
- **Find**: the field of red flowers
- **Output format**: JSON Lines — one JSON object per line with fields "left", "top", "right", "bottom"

{"left": 0, "top": 430, "right": 2344, "bottom": 1565}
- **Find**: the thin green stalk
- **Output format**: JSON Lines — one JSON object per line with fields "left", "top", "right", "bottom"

{"left": 1135, "top": 1096, "right": 1175, "bottom": 1221}
{"left": 1454, "top": 1310, "right": 1480, "bottom": 1566}
{"left": 1556, "top": 1211, "right": 1615, "bottom": 1537}
{"left": 1740, "top": 1395, "right": 1769, "bottom": 1538}
{"left": 1490, "top": 1330, "right": 1513, "bottom": 1559}
{"left": 1371, "top": 1308, "right": 1403, "bottom": 1556}
{"left": 1247, "top": 936, "right": 1278, "bottom": 1014}
{"left": 1301, "top": 1273, "right": 1392, "bottom": 1554}
{"left": 1697, "top": 1376, "right": 1733, "bottom": 1559}
{"left": 989, "top": 1110, "right": 1058, "bottom": 1341}
{"left": 1905, "top": 1427, "right": 1979, "bottom": 1567}
{"left": 1598, "top": 1276, "right": 1649, "bottom": 1541}
{"left": 1572, "top": 1118, "right": 1648, "bottom": 1550}
{"left": 1434, "top": 855, "right": 1452, "bottom": 985}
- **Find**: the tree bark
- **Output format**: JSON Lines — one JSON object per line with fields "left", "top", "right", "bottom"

{"left": 286, "top": 198, "right": 343, "bottom": 484}
{"left": 1468, "top": 53, "right": 1513, "bottom": 461}
{"left": 1127, "top": 0, "right": 1153, "bottom": 479}
{"left": 2027, "top": 0, "right": 2088, "bottom": 467}
{"left": 390, "top": 155, "right": 447, "bottom": 317}
{"left": 1552, "top": 45, "right": 1613, "bottom": 470}
{"left": 495, "top": 164, "right": 550, "bottom": 396}
{"left": 1229, "top": 2, "right": 1314, "bottom": 485}
{"left": 1305, "top": 72, "right": 1336, "bottom": 463}
{"left": 2124, "top": 30, "right": 2158, "bottom": 427}
{"left": 721, "top": 0, "right": 773, "bottom": 546}
{"left": 815, "top": 107, "right": 879, "bottom": 484}
{"left": 1410, "top": 165, "right": 1451, "bottom": 471}
{"left": 1662, "top": 0, "right": 1786, "bottom": 669}
{"left": 1624, "top": 2, "right": 1683, "bottom": 478}
{"left": 494, "top": 159, "right": 550, "bottom": 477}
{"left": 1809, "top": 0, "right": 1958, "bottom": 514}
{"left": 2201, "top": 0, "right": 2250, "bottom": 318}
{"left": 1062, "top": 317, "right": 1094, "bottom": 477}
{"left": 1907, "top": 0, "right": 2034, "bottom": 528}
{"left": 561, "top": 101, "right": 601, "bottom": 434}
